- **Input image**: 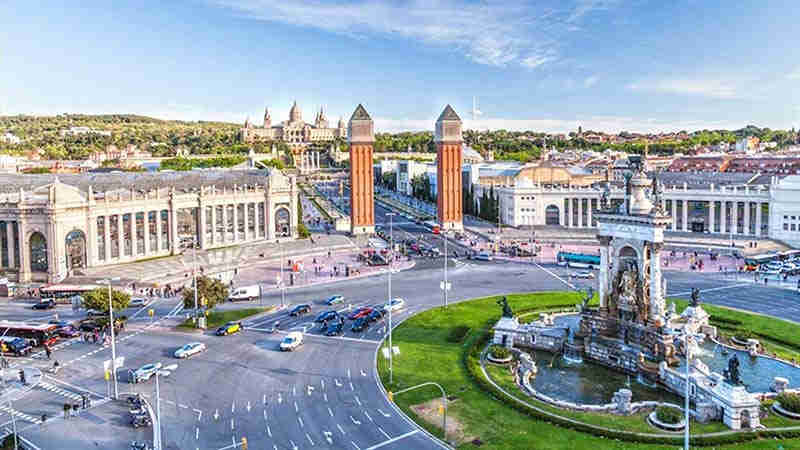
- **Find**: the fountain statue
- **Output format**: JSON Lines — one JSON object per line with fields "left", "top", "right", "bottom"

{"left": 497, "top": 296, "right": 514, "bottom": 318}
{"left": 691, "top": 287, "right": 701, "bottom": 307}
{"left": 724, "top": 355, "right": 742, "bottom": 386}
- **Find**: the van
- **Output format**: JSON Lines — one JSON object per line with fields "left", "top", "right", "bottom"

{"left": 228, "top": 285, "right": 260, "bottom": 302}
{"left": 280, "top": 332, "right": 304, "bottom": 351}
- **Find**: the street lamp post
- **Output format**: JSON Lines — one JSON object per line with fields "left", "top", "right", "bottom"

{"left": 181, "top": 237, "right": 199, "bottom": 322}
{"left": 386, "top": 212, "right": 395, "bottom": 385}
{"left": 277, "top": 239, "right": 285, "bottom": 307}
{"left": 100, "top": 277, "right": 120, "bottom": 400}
{"left": 684, "top": 332, "right": 691, "bottom": 450}
{"left": 393, "top": 382, "right": 449, "bottom": 445}
{"left": 443, "top": 230, "right": 449, "bottom": 308}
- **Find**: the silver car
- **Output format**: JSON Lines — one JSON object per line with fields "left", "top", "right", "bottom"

{"left": 174, "top": 342, "right": 206, "bottom": 359}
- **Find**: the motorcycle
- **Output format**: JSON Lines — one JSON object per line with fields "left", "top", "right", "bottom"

{"left": 130, "top": 441, "right": 150, "bottom": 450}
{"left": 131, "top": 415, "right": 152, "bottom": 428}
{"left": 127, "top": 394, "right": 144, "bottom": 406}
{"left": 129, "top": 407, "right": 146, "bottom": 415}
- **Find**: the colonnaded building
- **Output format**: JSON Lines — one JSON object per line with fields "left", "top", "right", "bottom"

{"left": 0, "top": 169, "right": 298, "bottom": 283}
{"left": 240, "top": 101, "right": 346, "bottom": 148}
{"left": 469, "top": 169, "right": 800, "bottom": 247}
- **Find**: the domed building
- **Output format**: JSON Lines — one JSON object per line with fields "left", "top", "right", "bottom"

{"left": 240, "top": 101, "right": 347, "bottom": 148}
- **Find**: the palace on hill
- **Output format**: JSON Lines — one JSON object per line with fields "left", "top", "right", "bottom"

{"left": 240, "top": 101, "right": 346, "bottom": 148}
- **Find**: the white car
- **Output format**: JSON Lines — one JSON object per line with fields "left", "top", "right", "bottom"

{"left": 384, "top": 298, "right": 406, "bottom": 312}
{"left": 473, "top": 252, "right": 493, "bottom": 261}
{"left": 131, "top": 362, "right": 163, "bottom": 383}
{"left": 571, "top": 271, "right": 595, "bottom": 279}
{"left": 280, "top": 332, "right": 304, "bottom": 352}
{"left": 129, "top": 297, "right": 149, "bottom": 307}
{"left": 174, "top": 342, "right": 206, "bottom": 359}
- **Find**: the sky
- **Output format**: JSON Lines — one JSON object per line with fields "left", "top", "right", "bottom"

{"left": 2, "top": 0, "right": 799, "bottom": 133}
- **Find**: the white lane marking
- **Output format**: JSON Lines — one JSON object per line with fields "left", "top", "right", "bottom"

{"left": 350, "top": 415, "right": 361, "bottom": 425}
{"left": 230, "top": 418, "right": 235, "bottom": 430}
{"left": 306, "top": 432, "right": 314, "bottom": 445}
{"left": 196, "top": 427, "right": 199, "bottom": 440}
{"left": 328, "top": 406, "right": 334, "bottom": 417}
{"left": 672, "top": 283, "right": 751, "bottom": 297}
{"left": 337, "top": 424, "right": 346, "bottom": 435}
{"left": 363, "top": 430, "right": 420, "bottom": 450}
{"left": 335, "top": 379, "right": 342, "bottom": 387}
{"left": 298, "top": 416, "right": 304, "bottom": 428}
{"left": 360, "top": 369, "right": 367, "bottom": 377}
{"left": 263, "top": 394, "right": 267, "bottom": 405}
{"left": 354, "top": 395, "right": 361, "bottom": 406}
{"left": 351, "top": 441, "right": 361, "bottom": 450}
{"left": 377, "top": 409, "right": 391, "bottom": 417}
{"left": 534, "top": 262, "right": 575, "bottom": 289}
{"left": 278, "top": 393, "right": 283, "bottom": 404}
{"left": 294, "top": 401, "right": 298, "bottom": 413}
{"left": 378, "top": 427, "right": 391, "bottom": 439}
{"left": 267, "top": 425, "right": 272, "bottom": 437}
{"left": 246, "top": 401, "right": 251, "bottom": 412}
{"left": 293, "top": 385, "right": 297, "bottom": 396}
{"left": 231, "top": 401, "right": 235, "bottom": 414}
{"left": 214, "top": 409, "right": 219, "bottom": 420}
{"left": 347, "top": 368, "right": 351, "bottom": 379}
{"left": 349, "top": 382, "right": 354, "bottom": 391}
{"left": 324, "top": 431, "right": 333, "bottom": 445}
{"left": 324, "top": 393, "right": 328, "bottom": 402}
{"left": 321, "top": 379, "right": 325, "bottom": 390}
{"left": 289, "top": 439, "right": 298, "bottom": 450}
{"left": 364, "top": 411, "right": 373, "bottom": 422}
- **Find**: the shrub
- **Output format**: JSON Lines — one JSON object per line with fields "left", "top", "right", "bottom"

{"left": 777, "top": 393, "right": 800, "bottom": 414}
{"left": 655, "top": 406, "right": 683, "bottom": 424}
{"left": 709, "top": 315, "right": 742, "bottom": 326}
{"left": 446, "top": 326, "right": 470, "bottom": 343}
{"left": 297, "top": 223, "right": 311, "bottom": 239}
{"left": 733, "top": 329, "right": 754, "bottom": 342}
{"left": 489, "top": 344, "right": 511, "bottom": 360}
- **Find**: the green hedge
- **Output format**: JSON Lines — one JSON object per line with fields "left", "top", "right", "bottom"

{"left": 655, "top": 406, "right": 682, "bottom": 424}
{"left": 460, "top": 329, "right": 800, "bottom": 447}
{"left": 489, "top": 344, "right": 511, "bottom": 360}
{"left": 777, "top": 393, "right": 800, "bottom": 414}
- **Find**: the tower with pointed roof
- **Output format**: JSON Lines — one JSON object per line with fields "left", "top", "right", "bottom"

{"left": 435, "top": 105, "right": 464, "bottom": 231}
{"left": 348, "top": 104, "right": 375, "bottom": 235}
{"left": 263, "top": 107, "right": 271, "bottom": 128}
{"left": 289, "top": 101, "right": 302, "bottom": 124}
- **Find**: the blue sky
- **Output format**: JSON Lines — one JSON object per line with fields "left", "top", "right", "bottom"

{"left": 2, "top": 0, "right": 799, "bottom": 133}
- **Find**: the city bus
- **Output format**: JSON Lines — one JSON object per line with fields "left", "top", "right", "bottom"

{"left": 556, "top": 251, "right": 601, "bottom": 269}
{"left": 743, "top": 254, "right": 780, "bottom": 271}
{"left": 40, "top": 284, "right": 102, "bottom": 301}
{"left": 0, "top": 321, "right": 59, "bottom": 347}
{"left": 423, "top": 221, "right": 441, "bottom": 234}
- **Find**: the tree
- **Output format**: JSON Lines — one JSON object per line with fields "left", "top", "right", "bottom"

{"left": 82, "top": 288, "right": 131, "bottom": 313}
{"left": 183, "top": 276, "right": 228, "bottom": 310}
{"left": 1, "top": 433, "right": 19, "bottom": 450}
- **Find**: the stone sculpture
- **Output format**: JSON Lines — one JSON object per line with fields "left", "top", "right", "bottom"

{"left": 497, "top": 296, "right": 514, "bottom": 318}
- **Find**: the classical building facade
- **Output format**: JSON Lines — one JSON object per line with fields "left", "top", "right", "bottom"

{"left": 240, "top": 102, "right": 346, "bottom": 148}
{"left": 0, "top": 170, "right": 297, "bottom": 283}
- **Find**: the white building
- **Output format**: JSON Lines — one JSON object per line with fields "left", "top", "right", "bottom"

{"left": 1, "top": 132, "right": 21, "bottom": 145}
{"left": 59, "top": 127, "right": 112, "bottom": 137}
{"left": 396, "top": 160, "right": 435, "bottom": 196}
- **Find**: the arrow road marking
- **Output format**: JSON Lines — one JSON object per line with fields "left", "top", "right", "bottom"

{"left": 290, "top": 440, "right": 298, "bottom": 450}
{"left": 213, "top": 409, "right": 219, "bottom": 421}
{"left": 294, "top": 401, "right": 298, "bottom": 413}
{"left": 354, "top": 395, "right": 361, "bottom": 406}
{"left": 378, "top": 409, "right": 391, "bottom": 418}
{"left": 337, "top": 424, "right": 346, "bottom": 435}
{"left": 232, "top": 402, "right": 235, "bottom": 414}
{"left": 360, "top": 369, "right": 367, "bottom": 377}
{"left": 267, "top": 425, "right": 272, "bottom": 437}
{"left": 335, "top": 379, "right": 342, "bottom": 387}
{"left": 324, "top": 431, "right": 333, "bottom": 445}
{"left": 263, "top": 394, "right": 267, "bottom": 405}
{"left": 364, "top": 411, "right": 373, "bottom": 422}
{"left": 349, "top": 382, "right": 354, "bottom": 391}
{"left": 278, "top": 393, "right": 283, "bottom": 404}
{"left": 350, "top": 415, "right": 361, "bottom": 425}
{"left": 246, "top": 401, "right": 251, "bottom": 412}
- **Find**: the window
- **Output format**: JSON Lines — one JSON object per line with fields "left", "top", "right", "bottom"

{"left": 793, "top": 224, "right": 797, "bottom": 232}
{"left": 785, "top": 223, "right": 789, "bottom": 231}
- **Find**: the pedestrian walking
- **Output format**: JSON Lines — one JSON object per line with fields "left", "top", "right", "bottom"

{"left": 45, "top": 345, "right": 51, "bottom": 360}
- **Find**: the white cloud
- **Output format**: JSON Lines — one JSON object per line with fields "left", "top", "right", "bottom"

{"left": 627, "top": 77, "right": 743, "bottom": 99}
{"left": 211, "top": 0, "right": 623, "bottom": 69}
{"left": 583, "top": 75, "right": 599, "bottom": 87}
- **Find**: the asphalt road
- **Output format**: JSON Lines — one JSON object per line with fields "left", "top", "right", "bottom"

{"left": 6, "top": 207, "right": 800, "bottom": 448}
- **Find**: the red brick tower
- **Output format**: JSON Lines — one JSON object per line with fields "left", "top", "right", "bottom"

{"left": 435, "top": 105, "right": 463, "bottom": 231}
{"left": 348, "top": 104, "right": 375, "bottom": 235}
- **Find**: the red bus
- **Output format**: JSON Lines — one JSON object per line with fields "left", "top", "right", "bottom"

{"left": 40, "top": 284, "right": 102, "bottom": 300}
{"left": 0, "top": 321, "right": 59, "bottom": 347}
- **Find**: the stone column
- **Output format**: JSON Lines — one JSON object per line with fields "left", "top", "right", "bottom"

{"left": 243, "top": 203, "right": 249, "bottom": 242}
{"left": 104, "top": 216, "right": 111, "bottom": 261}
{"left": 233, "top": 204, "right": 240, "bottom": 241}
{"left": 649, "top": 242, "right": 665, "bottom": 322}
{"left": 143, "top": 211, "right": 150, "bottom": 256}
{"left": 682, "top": 200, "right": 689, "bottom": 232}
{"left": 587, "top": 199, "right": 593, "bottom": 227}
{"left": 731, "top": 200, "right": 739, "bottom": 235}
{"left": 7, "top": 221, "right": 15, "bottom": 268}
{"left": 598, "top": 236, "right": 612, "bottom": 308}
{"left": 671, "top": 200, "right": 677, "bottom": 231}
{"left": 566, "top": 199, "right": 572, "bottom": 228}
{"left": 720, "top": 201, "right": 727, "bottom": 234}
{"left": 577, "top": 198, "right": 583, "bottom": 228}
{"left": 256, "top": 202, "right": 262, "bottom": 238}
{"left": 199, "top": 204, "right": 207, "bottom": 248}
{"left": 221, "top": 204, "right": 228, "bottom": 243}
{"left": 17, "top": 221, "right": 29, "bottom": 281}
{"left": 756, "top": 202, "right": 762, "bottom": 236}
{"left": 210, "top": 205, "right": 216, "bottom": 245}
{"left": 130, "top": 212, "right": 137, "bottom": 256}
{"left": 170, "top": 205, "right": 178, "bottom": 255}
{"left": 744, "top": 202, "right": 751, "bottom": 235}
{"left": 117, "top": 214, "right": 124, "bottom": 260}
{"left": 708, "top": 201, "right": 715, "bottom": 233}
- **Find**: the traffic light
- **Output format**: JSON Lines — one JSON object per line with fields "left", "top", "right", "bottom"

{"left": 241, "top": 437, "right": 248, "bottom": 450}
{"left": 388, "top": 391, "right": 393, "bottom": 403}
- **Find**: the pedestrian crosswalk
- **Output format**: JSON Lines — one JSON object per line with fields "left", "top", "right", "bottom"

{"left": 38, "top": 381, "right": 86, "bottom": 402}
{"left": 0, "top": 405, "right": 42, "bottom": 424}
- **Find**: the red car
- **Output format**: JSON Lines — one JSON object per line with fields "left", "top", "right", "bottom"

{"left": 348, "top": 307, "right": 373, "bottom": 320}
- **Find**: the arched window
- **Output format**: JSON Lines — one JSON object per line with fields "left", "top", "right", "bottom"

{"left": 545, "top": 205, "right": 560, "bottom": 225}
{"left": 275, "top": 207, "right": 290, "bottom": 236}
{"left": 29, "top": 232, "right": 48, "bottom": 272}
{"left": 65, "top": 230, "right": 87, "bottom": 270}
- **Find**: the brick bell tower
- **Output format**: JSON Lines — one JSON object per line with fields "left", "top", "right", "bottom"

{"left": 348, "top": 104, "right": 375, "bottom": 235}
{"left": 435, "top": 105, "right": 464, "bottom": 231}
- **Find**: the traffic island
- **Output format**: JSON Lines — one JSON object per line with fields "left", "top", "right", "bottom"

{"left": 377, "top": 292, "right": 800, "bottom": 448}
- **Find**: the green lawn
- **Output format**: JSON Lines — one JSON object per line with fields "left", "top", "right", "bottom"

{"left": 178, "top": 307, "right": 267, "bottom": 329}
{"left": 378, "top": 292, "right": 800, "bottom": 449}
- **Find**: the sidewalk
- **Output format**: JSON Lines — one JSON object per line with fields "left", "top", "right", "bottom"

{"left": 76, "top": 234, "right": 358, "bottom": 286}
{"left": 0, "top": 367, "right": 42, "bottom": 404}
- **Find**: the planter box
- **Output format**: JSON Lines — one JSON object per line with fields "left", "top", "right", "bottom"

{"left": 772, "top": 402, "right": 800, "bottom": 420}
{"left": 648, "top": 410, "right": 686, "bottom": 432}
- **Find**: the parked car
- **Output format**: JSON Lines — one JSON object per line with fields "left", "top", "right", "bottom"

{"left": 315, "top": 311, "right": 339, "bottom": 323}
{"left": 79, "top": 320, "right": 100, "bottom": 332}
{"left": 0, "top": 336, "right": 32, "bottom": 356}
{"left": 216, "top": 322, "right": 242, "bottom": 336}
{"left": 57, "top": 325, "right": 80, "bottom": 338}
{"left": 32, "top": 299, "right": 56, "bottom": 310}
{"left": 86, "top": 309, "right": 106, "bottom": 318}
{"left": 351, "top": 317, "right": 369, "bottom": 332}
{"left": 290, "top": 304, "right": 312, "bottom": 317}
{"left": 324, "top": 295, "right": 344, "bottom": 305}
{"left": 174, "top": 342, "right": 206, "bottom": 358}
{"left": 348, "top": 307, "right": 373, "bottom": 320}
{"left": 325, "top": 320, "right": 344, "bottom": 336}
{"left": 366, "top": 309, "right": 383, "bottom": 323}
{"left": 383, "top": 298, "right": 405, "bottom": 312}
{"left": 473, "top": 252, "right": 493, "bottom": 261}
{"left": 280, "top": 332, "right": 304, "bottom": 351}
{"left": 131, "top": 362, "right": 163, "bottom": 383}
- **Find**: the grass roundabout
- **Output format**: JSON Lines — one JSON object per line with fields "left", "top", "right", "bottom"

{"left": 377, "top": 292, "right": 800, "bottom": 449}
